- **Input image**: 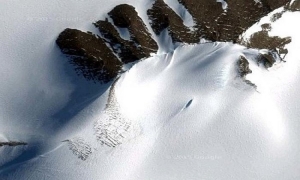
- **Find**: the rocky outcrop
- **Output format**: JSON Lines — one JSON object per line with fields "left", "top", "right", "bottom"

{"left": 0, "top": 141, "right": 27, "bottom": 147}
{"left": 237, "top": 56, "right": 257, "bottom": 89}
{"left": 147, "top": 0, "right": 200, "bottom": 43}
{"left": 177, "top": 0, "right": 290, "bottom": 42}
{"left": 94, "top": 20, "right": 140, "bottom": 64}
{"left": 56, "top": 28, "right": 122, "bottom": 83}
{"left": 241, "top": 24, "right": 291, "bottom": 60}
{"left": 56, "top": 0, "right": 293, "bottom": 83}
{"left": 238, "top": 56, "right": 252, "bottom": 78}
{"left": 57, "top": 5, "right": 158, "bottom": 82}
{"left": 257, "top": 50, "right": 282, "bottom": 68}
{"left": 286, "top": 0, "right": 300, "bottom": 11}
{"left": 94, "top": 4, "right": 158, "bottom": 63}
{"left": 107, "top": 4, "right": 158, "bottom": 56}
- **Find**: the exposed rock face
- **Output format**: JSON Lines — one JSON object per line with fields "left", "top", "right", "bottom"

{"left": 271, "top": 12, "right": 284, "bottom": 22}
{"left": 56, "top": 5, "right": 158, "bottom": 82}
{"left": 286, "top": 0, "right": 300, "bottom": 11}
{"left": 94, "top": 4, "right": 158, "bottom": 63}
{"left": 147, "top": 0, "right": 200, "bottom": 43}
{"left": 177, "top": 0, "right": 290, "bottom": 42}
{"left": 241, "top": 24, "right": 291, "bottom": 59}
{"left": 237, "top": 56, "right": 257, "bottom": 89}
{"left": 56, "top": 0, "right": 292, "bottom": 82}
{"left": 238, "top": 56, "right": 252, "bottom": 78}
{"left": 257, "top": 50, "right": 281, "bottom": 68}
{"left": 56, "top": 28, "right": 122, "bottom": 83}
{"left": 107, "top": 4, "right": 158, "bottom": 58}
{"left": 94, "top": 20, "right": 140, "bottom": 64}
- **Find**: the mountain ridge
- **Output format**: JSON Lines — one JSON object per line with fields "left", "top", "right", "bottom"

{"left": 57, "top": 0, "right": 296, "bottom": 83}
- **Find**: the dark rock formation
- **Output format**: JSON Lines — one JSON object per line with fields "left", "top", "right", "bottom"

{"left": 286, "top": 0, "right": 300, "bottom": 11}
{"left": 56, "top": 4, "right": 159, "bottom": 82}
{"left": 237, "top": 56, "right": 257, "bottom": 88}
{"left": 94, "top": 4, "right": 158, "bottom": 64}
{"left": 241, "top": 26, "right": 291, "bottom": 59}
{"left": 177, "top": 0, "right": 290, "bottom": 42}
{"left": 263, "top": 0, "right": 291, "bottom": 10}
{"left": 107, "top": 4, "right": 158, "bottom": 58}
{"left": 238, "top": 56, "right": 252, "bottom": 78}
{"left": 261, "top": 23, "right": 272, "bottom": 31}
{"left": 271, "top": 11, "right": 284, "bottom": 22}
{"left": 147, "top": 0, "right": 200, "bottom": 43}
{"left": 56, "top": 28, "right": 122, "bottom": 83}
{"left": 56, "top": 0, "right": 293, "bottom": 82}
{"left": 0, "top": 141, "right": 27, "bottom": 147}
{"left": 257, "top": 50, "right": 281, "bottom": 68}
{"left": 94, "top": 19, "right": 140, "bottom": 64}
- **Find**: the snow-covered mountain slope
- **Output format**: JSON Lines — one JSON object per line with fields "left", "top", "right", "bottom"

{"left": 0, "top": 0, "right": 152, "bottom": 173}
{"left": 1, "top": 0, "right": 300, "bottom": 179}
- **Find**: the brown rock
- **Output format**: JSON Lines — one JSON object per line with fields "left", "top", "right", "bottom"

{"left": 177, "top": 0, "right": 290, "bottom": 42}
{"left": 238, "top": 56, "right": 252, "bottom": 78}
{"left": 56, "top": 28, "right": 122, "bottom": 83}
{"left": 94, "top": 19, "right": 140, "bottom": 63}
{"left": 286, "top": 0, "right": 300, "bottom": 11}
{"left": 56, "top": 1, "right": 292, "bottom": 82}
{"left": 108, "top": 4, "right": 158, "bottom": 57}
{"left": 147, "top": 0, "right": 200, "bottom": 43}
{"left": 242, "top": 30, "right": 291, "bottom": 60}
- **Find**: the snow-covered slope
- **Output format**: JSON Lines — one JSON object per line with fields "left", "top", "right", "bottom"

{"left": 1, "top": 0, "right": 300, "bottom": 179}
{"left": 0, "top": 0, "right": 152, "bottom": 173}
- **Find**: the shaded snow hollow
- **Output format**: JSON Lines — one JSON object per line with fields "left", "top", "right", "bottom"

{"left": 0, "top": 0, "right": 300, "bottom": 180}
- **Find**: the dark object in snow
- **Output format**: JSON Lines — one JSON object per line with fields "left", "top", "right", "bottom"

{"left": 237, "top": 56, "right": 257, "bottom": 89}
{"left": 261, "top": 23, "right": 272, "bottom": 31}
{"left": 184, "top": 99, "right": 193, "bottom": 109}
{"left": 257, "top": 51, "right": 279, "bottom": 68}
{"left": 270, "top": 12, "right": 284, "bottom": 22}
{"left": 0, "top": 141, "right": 27, "bottom": 147}
{"left": 238, "top": 56, "right": 252, "bottom": 78}
{"left": 244, "top": 79, "right": 258, "bottom": 89}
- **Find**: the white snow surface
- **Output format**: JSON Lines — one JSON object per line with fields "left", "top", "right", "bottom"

{"left": 216, "top": 0, "right": 228, "bottom": 10}
{"left": 0, "top": 0, "right": 300, "bottom": 179}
